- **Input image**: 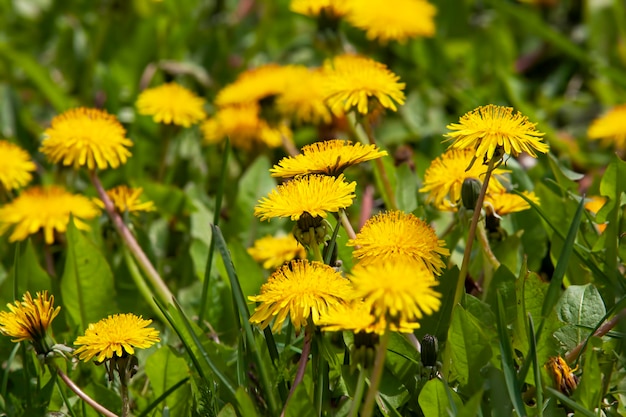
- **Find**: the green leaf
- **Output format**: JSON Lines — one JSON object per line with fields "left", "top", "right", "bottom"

{"left": 395, "top": 163, "right": 418, "bottom": 212}
{"left": 418, "top": 379, "right": 462, "bottom": 417}
{"left": 1, "top": 240, "right": 50, "bottom": 306}
{"left": 456, "top": 390, "right": 484, "bottom": 417}
{"left": 553, "top": 284, "right": 606, "bottom": 351}
{"left": 416, "top": 266, "right": 460, "bottom": 344}
{"left": 217, "top": 404, "right": 238, "bottom": 417}
{"left": 61, "top": 219, "right": 116, "bottom": 329}
{"left": 572, "top": 338, "right": 602, "bottom": 411}
{"left": 546, "top": 388, "right": 596, "bottom": 417}
{"left": 235, "top": 387, "right": 260, "bottom": 417}
{"left": 145, "top": 346, "right": 192, "bottom": 417}
{"left": 485, "top": 265, "right": 517, "bottom": 325}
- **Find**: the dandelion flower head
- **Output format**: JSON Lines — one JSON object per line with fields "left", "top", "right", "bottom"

{"left": 136, "top": 82, "right": 206, "bottom": 127}
{"left": 41, "top": 107, "right": 133, "bottom": 170}
{"left": 484, "top": 190, "right": 539, "bottom": 216}
{"left": 247, "top": 234, "right": 307, "bottom": 270}
{"left": 318, "top": 300, "right": 420, "bottom": 335}
{"left": 323, "top": 54, "right": 405, "bottom": 114}
{"left": 0, "top": 140, "right": 36, "bottom": 191}
{"left": 445, "top": 104, "right": 548, "bottom": 161}
{"left": 0, "top": 185, "right": 100, "bottom": 244}
{"left": 344, "top": 0, "right": 436, "bottom": 43}
{"left": 271, "top": 139, "right": 388, "bottom": 178}
{"left": 255, "top": 174, "right": 356, "bottom": 221}
{"left": 96, "top": 185, "right": 156, "bottom": 214}
{"left": 419, "top": 148, "right": 508, "bottom": 210}
{"left": 290, "top": 0, "right": 350, "bottom": 17}
{"left": 587, "top": 104, "right": 626, "bottom": 150}
{"left": 0, "top": 291, "right": 60, "bottom": 347}
{"left": 348, "top": 211, "right": 449, "bottom": 275}
{"left": 74, "top": 313, "right": 160, "bottom": 363}
{"left": 249, "top": 260, "right": 353, "bottom": 332}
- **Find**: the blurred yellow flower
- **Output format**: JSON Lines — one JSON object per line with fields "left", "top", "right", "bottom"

{"left": 41, "top": 107, "right": 133, "bottom": 170}
{"left": 255, "top": 174, "right": 356, "bottom": 221}
{"left": 318, "top": 300, "right": 420, "bottom": 334}
{"left": 484, "top": 190, "right": 539, "bottom": 216}
{"left": 290, "top": 0, "right": 349, "bottom": 17}
{"left": 201, "top": 104, "right": 288, "bottom": 149}
{"left": 0, "top": 291, "right": 60, "bottom": 354}
{"left": 249, "top": 260, "right": 353, "bottom": 332}
{"left": 584, "top": 196, "right": 607, "bottom": 233}
{"left": 0, "top": 140, "right": 36, "bottom": 191}
{"left": 323, "top": 54, "right": 405, "bottom": 114}
{"left": 96, "top": 185, "right": 156, "bottom": 214}
{"left": 0, "top": 186, "right": 100, "bottom": 244}
{"left": 74, "top": 313, "right": 160, "bottom": 363}
{"left": 344, "top": 0, "right": 436, "bottom": 43}
{"left": 247, "top": 234, "right": 307, "bottom": 269}
{"left": 349, "top": 261, "right": 440, "bottom": 326}
{"left": 136, "top": 82, "right": 206, "bottom": 127}
{"left": 420, "top": 148, "right": 508, "bottom": 210}
{"left": 348, "top": 211, "right": 449, "bottom": 275}
{"left": 270, "top": 139, "right": 387, "bottom": 178}
{"left": 445, "top": 104, "right": 548, "bottom": 161}
{"left": 587, "top": 104, "right": 626, "bottom": 150}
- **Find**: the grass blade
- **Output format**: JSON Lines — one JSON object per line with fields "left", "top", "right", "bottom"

{"left": 546, "top": 388, "right": 596, "bottom": 417}
{"left": 527, "top": 314, "right": 543, "bottom": 417}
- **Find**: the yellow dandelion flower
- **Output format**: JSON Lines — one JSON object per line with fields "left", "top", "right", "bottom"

{"left": 248, "top": 260, "right": 353, "bottom": 332}
{"left": 255, "top": 174, "right": 356, "bottom": 221}
{"left": 419, "top": 148, "right": 508, "bottom": 210}
{"left": 271, "top": 139, "right": 388, "bottom": 178}
{"left": 201, "top": 104, "right": 288, "bottom": 149}
{"left": 484, "top": 190, "right": 539, "bottom": 216}
{"left": 344, "top": 0, "right": 436, "bottom": 43}
{"left": 290, "top": 0, "right": 349, "bottom": 17}
{"left": 136, "top": 82, "right": 206, "bottom": 127}
{"left": 348, "top": 210, "right": 449, "bottom": 275}
{"left": 0, "top": 140, "right": 36, "bottom": 191}
{"left": 41, "top": 107, "right": 133, "bottom": 170}
{"left": 349, "top": 261, "right": 440, "bottom": 325}
{"left": 584, "top": 196, "right": 607, "bottom": 233}
{"left": 215, "top": 64, "right": 303, "bottom": 107}
{"left": 445, "top": 104, "right": 548, "bottom": 161}
{"left": 587, "top": 104, "right": 626, "bottom": 150}
{"left": 0, "top": 291, "right": 60, "bottom": 353}
{"left": 323, "top": 54, "right": 405, "bottom": 114}
{"left": 0, "top": 186, "right": 100, "bottom": 244}
{"left": 248, "top": 234, "right": 307, "bottom": 270}
{"left": 95, "top": 185, "right": 156, "bottom": 214}
{"left": 74, "top": 313, "right": 160, "bottom": 363}
{"left": 318, "top": 301, "right": 420, "bottom": 335}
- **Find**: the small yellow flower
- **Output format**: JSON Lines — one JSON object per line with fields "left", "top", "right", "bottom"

{"left": 445, "top": 104, "right": 548, "bottom": 161}
{"left": 95, "top": 185, "right": 156, "bottom": 214}
{"left": 484, "top": 190, "right": 539, "bottom": 216}
{"left": 419, "top": 148, "right": 508, "bottom": 210}
{"left": 136, "top": 82, "right": 206, "bottom": 127}
{"left": 0, "top": 140, "right": 36, "bottom": 191}
{"left": 41, "top": 107, "right": 133, "bottom": 170}
{"left": 584, "top": 196, "right": 607, "bottom": 233}
{"left": 0, "top": 186, "right": 100, "bottom": 244}
{"left": 254, "top": 174, "right": 356, "bottom": 221}
{"left": 0, "top": 291, "right": 60, "bottom": 353}
{"left": 318, "top": 301, "right": 420, "bottom": 334}
{"left": 290, "top": 0, "right": 349, "bottom": 17}
{"left": 349, "top": 261, "right": 440, "bottom": 326}
{"left": 74, "top": 313, "right": 160, "bottom": 363}
{"left": 271, "top": 139, "right": 387, "bottom": 178}
{"left": 546, "top": 356, "right": 579, "bottom": 396}
{"left": 249, "top": 260, "right": 353, "bottom": 332}
{"left": 323, "top": 54, "right": 406, "bottom": 114}
{"left": 348, "top": 211, "right": 449, "bottom": 275}
{"left": 248, "top": 234, "right": 307, "bottom": 270}
{"left": 344, "top": 0, "right": 436, "bottom": 43}
{"left": 587, "top": 104, "right": 626, "bottom": 150}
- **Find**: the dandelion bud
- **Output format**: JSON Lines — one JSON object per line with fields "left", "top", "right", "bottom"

{"left": 461, "top": 178, "right": 482, "bottom": 210}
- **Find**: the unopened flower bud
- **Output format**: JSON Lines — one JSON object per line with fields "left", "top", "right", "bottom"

{"left": 461, "top": 178, "right": 482, "bottom": 210}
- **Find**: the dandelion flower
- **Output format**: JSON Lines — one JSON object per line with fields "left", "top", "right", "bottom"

{"left": 74, "top": 313, "right": 160, "bottom": 363}
{"left": 587, "top": 104, "right": 626, "bottom": 150}
{"left": 0, "top": 186, "right": 100, "bottom": 244}
{"left": 290, "top": 0, "right": 349, "bottom": 17}
{"left": 420, "top": 148, "right": 508, "bottom": 210}
{"left": 271, "top": 139, "right": 387, "bottom": 178}
{"left": 584, "top": 196, "right": 607, "bottom": 233}
{"left": 136, "top": 82, "right": 206, "bottom": 127}
{"left": 445, "top": 104, "right": 548, "bottom": 161}
{"left": 0, "top": 140, "right": 36, "bottom": 191}
{"left": 344, "top": 0, "right": 436, "bottom": 43}
{"left": 318, "top": 301, "right": 420, "bottom": 334}
{"left": 349, "top": 261, "right": 440, "bottom": 325}
{"left": 96, "top": 185, "right": 156, "bottom": 214}
{"left": 249, "top": 260, "right": 353, "bottom": 332}
{"left": 41, "top": 107, "right": 133, "bottom": 170}
{"left": 0, "top": 291, "right": 60, "bottom": 354}
{"left": 348, "top": 211, "right": 449, "bottom": 275}
{"left": 248, "top": 234, "right": 307, "bottom": 270}
{"left": 201, "top": 104, "right": 288, "bottom": 149}
{"left": 255, "top": 174, "right": 356, "bottom": 221}
{"left": 484, "top": 190, "right": 539, "bottom": 216}
{"left": 323, "top": 54, "right": 405, "bottom": 114}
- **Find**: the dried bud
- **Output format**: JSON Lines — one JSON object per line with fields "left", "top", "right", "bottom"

{"left": 421, "top": 334, "right": 439, "bottom": 368}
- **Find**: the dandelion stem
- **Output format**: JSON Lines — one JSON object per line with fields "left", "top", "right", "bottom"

{"left": 56, "top": 367, "right": 120, "bottom": 417}
{"left": 281, "top": 324, "right": 313, "bottom": 417}
{"left": 348, "top": 366, "right": 368, "bottom": 417}
{"left": 338, "top": 209, "right": 357, "bottom": 240}
{"left": 477, "top": 220, "right": 500, "bottom": 300}
{"left": 566, "top": 308, "right": 626, "bottom": 363}
{"left": 90, "top": 171, "right": 173, "bottom": 305}
{"left": 310, "top": 236, "right": 325, "bottom": 263}
{"left": 360, "top": 118, "right": 397, "bottom": 211}
{"left": 360, "top": 330, "right": 391, "bottom": 417}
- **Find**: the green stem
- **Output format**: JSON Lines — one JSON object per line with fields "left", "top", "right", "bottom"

{"left": 348, "top": 366, "right": 368, "bottom": 417}
{"left": 310, "top": 234, "right": 325, "bottom": 263}
{"left": 477, "top": 220, "right": 500, "bottom": 300}
{"left": 122, "top": 248, "right": 168, "bottom": 323}
{"left": 360, "top": 330, "right": 391, "bottom": 417}
{"left": 360, "top": 118, "right": 397, "bottom": 211}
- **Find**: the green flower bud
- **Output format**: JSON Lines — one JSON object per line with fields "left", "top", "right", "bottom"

{"left": 461, "top": 178, "right": 482, "bottom": 210}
